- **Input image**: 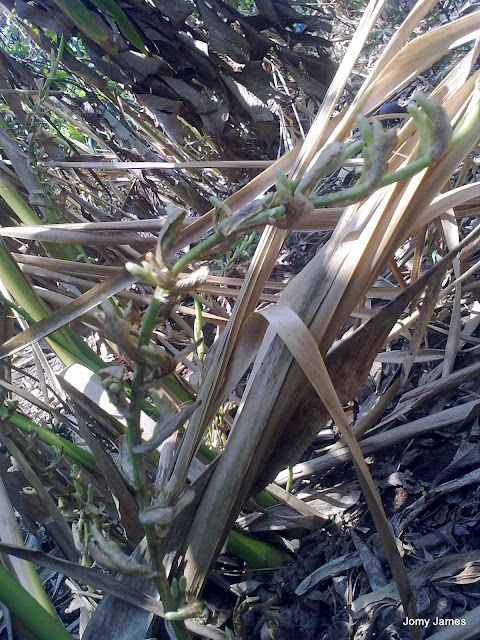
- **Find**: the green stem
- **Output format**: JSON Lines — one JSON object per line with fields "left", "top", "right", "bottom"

{"left": 192, "top": 293, "right": 205, "bottom": 364}
{"left": 126, "top": 297, "right": 164, "bottom": 489}
{"left": 0, "top": 162, "right": 85, "bottom": 263}
{"left": 380, "top": 156, "right": 430, "bottom": 186}
{"left": 0, "top": 563, "right": 75, "bottom": 640}
{"left": 310, "top": 153, "right": 433, "bottom": 207}
{"left": 126, "top": 361, "right": 147, "bottom": 493}
{"left": 0, "top": 292, "right": 102, "bottom": 371}
{"left": 125, "top": 296, "right": 191, "bottom": 640}
{"left": 172, "top": 233, "right": 224, "bottom": 277}
{"left": 310, "top": 185, "right": 363, "bottom": 207}
{"left": 226, "top": 530, "right": 291, "bottom": 569}
{"left": 342, "top": 139, "right": 364, "bottom": 158}
{"left": 144, "top": 523, "right": 191, "bottom": 640}
{"left": 0, "top": 406, "right": 99, "bottom": 473}
{"left": 171, "top": 207, "right": 284, "bottom": 277}
{"left": 285, "top": 466, "right": 293, "bottom": 493}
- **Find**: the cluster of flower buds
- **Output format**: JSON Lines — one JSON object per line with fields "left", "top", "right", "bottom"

{"left": 100, "top": 296, "right": 176, "bottom": 382}
{"left": 139, "top": 476, "right": 195, "bottom": 539}
{"left": 98, "top": 365, "right": 128, "bottom": 410}
{"left": 89, "top": 523, "right": 154, "bottom": 576}
{"left": 166, "top": 576, "right": 210, "bottom": 623}
{"left": 126, "top": 205, "right": 209, "bottom": 308}
{"left": 121, "top": 93, "right": 457, "bottom": 316}
{"left": 407, "top": 91, "right": 452, "bottom": 164}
